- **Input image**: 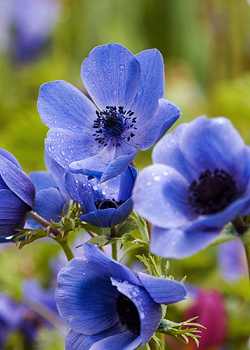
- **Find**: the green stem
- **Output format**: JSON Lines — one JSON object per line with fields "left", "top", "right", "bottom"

{"left": 111, "top": 227, "right": 117, "bottom": 260}
{"left": 157, "top": 332, "right": 165, "bottom": 350}
{"left": 244, "top": 244, "right": 250, "bottom": 283}
{"left": 59, "top": 238, "right": 74, "bottom": 261}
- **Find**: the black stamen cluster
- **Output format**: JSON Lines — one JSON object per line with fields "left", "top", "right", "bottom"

{"left": 92, "top": 106, "right": 137, "bottom": 147}
{"left": 116, "top": 293, "right": 140, "bottom": 334}
{"left": 188, "top": 169, "right": 238, "bottom": 215}
{"left": 94, "top": 198, "right": 125, "bottom": 210}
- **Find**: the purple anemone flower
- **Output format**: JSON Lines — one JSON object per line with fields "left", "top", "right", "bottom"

{"left": 0, "top": 149, "right": 35, "bottom": 241}
{"left": 65, "top": 165, "right": 137, "bottom": 228}
{"left": 133, "top": 116, "right": 250, "bottom": 258}
{"left": 27, "top": 152, "right": 69, "bottom": 229}
{"left": 38, "top": 43, "right": 181, "bottom": 182}
{"left": 56, "top": 243, "right": 186, "bottom": 350}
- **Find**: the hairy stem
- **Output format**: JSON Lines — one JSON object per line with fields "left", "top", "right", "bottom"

{"left": 27, "top": 211, "right": 61, "bottom": 236}
{"left": 111, "top": 227, "right": 117, "bottom": 260}
{"left": 244, "top": 244, "right": 250, "bottom": 283}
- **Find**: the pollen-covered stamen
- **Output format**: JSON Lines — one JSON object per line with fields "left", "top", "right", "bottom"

{"left": 92, "top": 106, "right": 137, "bottom": 147}
{"left": 116, "top": 293, "right": 140, "bottom": 334}
{"left": 95, "top": 198, "right": 124, "bottom": 210}
{"left": 188, "top": 169, "right": 238, "bottom": 215}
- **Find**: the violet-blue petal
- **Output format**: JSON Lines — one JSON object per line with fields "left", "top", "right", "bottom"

{"left": 26, "top": 188, "right": 65, "bottom": 229}
{"left": 131, "top": 49, "right": 164, "bottom": 118}
{"left": 82, "top": 242, "right": 112, "bottom": 267}
{"left": 29, "top": 171, "right": 56, "bottom": 193}
{"left": 56, "top": 258, "right": 119, "bottom": 335}
{"left": 111, "top": 278, "right": 162, "bottom": 346}
{"left": 110, "top": 198, "right": 133, "bottom": 227}
{"left": 152, "top": 123, "right": 196, "bottom": 182}
{"left": 38, "top": 80, "right": 96, "bottom": 131}
{"left": 0, "top": 154, "right": 35, "bottom": 208}
{"left": 0, "top": 149, "right": 22, "bottom": 169}
{"left": 108, "top": 260, "right": 141, "bottom": 286}
{"left": 179, "top": 116, "right": 247, "bottom": 182}
{"left": 80, "top": 208, "right": 116, "bottom": 227}
{"left": 138, "top": 273, "right": 186, "bottom": 304}
{"left": 46, "top": 128, "right": 100, "bottom": 170}
{"left": 81, "top": 43, "right": 141, "bottom": 111}
{"left": 0, "top": 189, "right": 28, "bottom": 236}
{"left": 100, "top": 150, "right": 137, "bottom": 183}
{"left": 150, "top": 225, "right": 221, "bottom": 259}
{"left": 133, "top": 164, "right": 196, "bottom": 228}
{"left": 90, "top": 331, "right": 141, "bottom": 350}
{"left": 118, "top": 166, "right": 138, "bottom": 202}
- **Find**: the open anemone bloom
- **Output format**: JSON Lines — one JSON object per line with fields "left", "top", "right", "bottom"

{"left": 38, "top": 43, "right": 181, "bottom": 182}
{"left": 27, "top": 152, "right": 69, "bottom": 229}
{"left": 56, "top": 243, "right": 187, "bottom": 350}
{"left": 0, "top": 149, "right": 35, "bottom": 242}
{"left": 133, "top": 116, "right": 250, "bottom": 258}
{"left": 65, "top": 165, "right": 137, "bottom": 228}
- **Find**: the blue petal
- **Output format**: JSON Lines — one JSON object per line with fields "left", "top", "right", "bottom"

{"left": 180, "top": 116, "right": 247, "bottom": 183}
{"left": 46, "top": 128, "right": 101, "bottom": 170}
{"left": 0, "top": 149, "right": 22, "bottom": 169}
{"left": 80, "top": 208, "right": 116, "bottom": 227}
{"left": 218, "top": 240, "right": 246, "bottom": 280}
{"left": 131, "top": 49, "right": 165, "bottom": 119}
{"left": 150, "top": 225, "right": 221, "bottom": 259}
{"left": 111, "top": 278, "right": 162, "bottom": 346}
{"left": 0, "top": 154, "right": 35, "bottom": 208}
{"left": 81, "top": 43, "right": 141, "bottom": 111}
{"left": 26, "top": 188, "right": 65, "bottom": 229}
{"left": 138, "top": 273, "right": 186, "bottom": 304}
{"left": 82, "top": 243, "right": 112, "bottom": 267}
{"left": 0, "top": 189, "right": 28, "bottom": 236}
{"left": 29, "top": 171, "right": 56, "bottom": 193}
{"left": 108, "top": 260, "right": 141, "bottom": 286}
{"left": 118, "top": 166, "right": 138, "bottom": 202}
{"left": 100, "top": 150, "right": 137, "bottom": 183}
{"left": 56, "top": 257, "right": 119, "bottom": 335}
{"left": 110, "top": 198, "right": 133, "bottom": 227}
{"left": 152, "top": 99, "right": 181, "bottom": 144}
{"left": 132, "top": 164, "right": 196, "bottom": 229}
{"left": 152, "top": 123, "right": 196, "bottom": 182}
{"left": 44, "top": 151, "right": 69, "bottom": 202}
{"left": 38, "top": 80, "right": 96, "bottom": 130}
{"left": 90, "top": 331, "right": 141, "bottom": 350}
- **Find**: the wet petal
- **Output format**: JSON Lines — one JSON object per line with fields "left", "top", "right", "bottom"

{"left": 81, "top": 43, "right": 141, "bottom": 111}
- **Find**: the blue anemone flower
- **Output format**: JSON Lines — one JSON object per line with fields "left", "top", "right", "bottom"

{"left": 56, "top": 243, "right": 186, "bottom": 350}
{"left": 65, "top": 165, "right": 137, "bottom": 228}
{"left": 0, "top": 149, "right": 35, "bottom": 241}
{"left": 133, "top": 116, "right": 250, "bottom": 258}
{"left": 38, "top": 43, "right": 181, "bottom": 182}
{"left": 27, "top": 152, "right": 69, "bottom": 229}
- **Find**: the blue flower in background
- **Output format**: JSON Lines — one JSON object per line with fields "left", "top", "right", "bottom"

{"left": 0, "top": 149, "right": 35, "bottom": 242}
{"left": 133, "top": 116, "right": 250, "bottom": 258}
{"left": 65, "top": 165, "right": 137, "bottom": 228}
{"left": 56, "top": 243, "right": 186, "bottom": 350}
{"left": 38, "top": 43, "right": 181, "bottom": 182}
{"left": 27, "top": 152, "right": 69, "bottom": 229}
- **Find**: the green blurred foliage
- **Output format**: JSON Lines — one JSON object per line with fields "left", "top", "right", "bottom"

{"left": 1, "top": 0, "right": 250, "bottom": 349}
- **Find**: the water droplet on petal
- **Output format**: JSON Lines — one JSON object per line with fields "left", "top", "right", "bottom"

{"left": 154, "top": 176, "right": 161, "bottom": 182}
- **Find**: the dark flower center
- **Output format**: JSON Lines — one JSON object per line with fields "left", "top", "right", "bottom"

{"left": 94, "top": 198, "right": 124, "bottom": 210}
{"left": 116, "top": 293, "right": 140, "bottom": 334}
{"left": 92, "top": 106, "right": 137, "bottom": 147}
{"left": 188, "top": 169, "right": 237, "bottom": 215}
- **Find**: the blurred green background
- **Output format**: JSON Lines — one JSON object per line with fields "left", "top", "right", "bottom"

{"left": 0, "top": 0, "right": 250, "bottom": 349}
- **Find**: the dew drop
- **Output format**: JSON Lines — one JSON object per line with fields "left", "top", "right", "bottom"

{"left": 154, "top": 176, "right": 161, "bottom": 182}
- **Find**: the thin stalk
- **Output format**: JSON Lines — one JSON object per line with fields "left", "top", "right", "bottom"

{"left": 111, "top": 227, "right": 117, "bottom": 260}
{"left": 157, "top": 332, "right": 165, "bottom": 350}
{"left": 85, "top": 229, "right": 106, "bottom": 253}
{"left": 148, "top": 338, "right": 158, "bottom": 350}
{"left": 244, "top": 244, "right": 250, "bottom": 283}
{"left": 58, "top": 237, "right": 74, "bottom": 261}
{"left": 27, "top": 211, "right": 61, "bottom": 236}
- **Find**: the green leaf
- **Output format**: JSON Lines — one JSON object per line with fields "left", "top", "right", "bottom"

{"left": 86, "top": 236, "right": 111, "bottom": 247}
{"left": 209, "top": 223, "right": 238, "bottom": 246}
{"left": 81, "top": 223, "right": 110, "bottom": 236}
{"left": 130, "top": 212, "right": 149, "bottom": 242}
{"left": 120, "top": 233, "right": 136, "bottom": 246}
{"left": 116, "top": 216, "right": 138, "bottom": 237}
